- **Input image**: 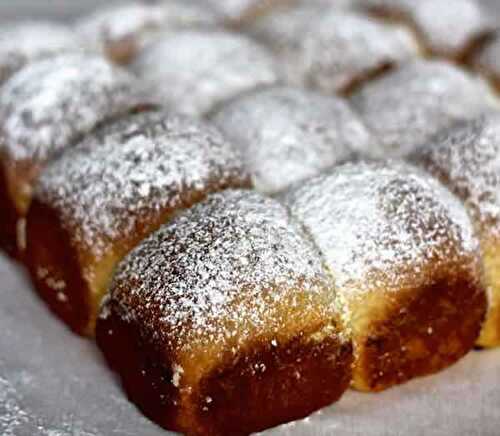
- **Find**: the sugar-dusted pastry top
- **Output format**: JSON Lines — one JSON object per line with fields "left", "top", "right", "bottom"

{"left": 34, "top": 111, "right": 250, "bottom": 260}
{"left": 282, "top": 160, "right": 479, "bottom": 298}
{"left": 102, "top": 189, "right": 347, "bottom": 360}
{"left": 131, "top": 30, "right": 280, "bottom": 116}
{"left": 350, "top": 60, "right": 498, "bottom": 157}
{"left": 212, "top": 86, "right": 379, "bottom": 193}
{"left": 355, "top": 0, "right": 492, "bottom": 57}
{"left": 76, "top": 0, "right": 219, "bottom": 55}
{"left": 0, "top": 53, "right": 144, "bottom": 163}
{"left": 0, "top": 21, "right": 85, "bottom": 86}
{"left": 410, "top": 113, "right": 500, "bottom": 238}
{"left": 247, "top": 1, "right": 418, "bottom": 94}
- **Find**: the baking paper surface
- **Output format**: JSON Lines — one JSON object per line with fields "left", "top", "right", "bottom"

{"left": 1, "top": 255, "right": 499, "bottom": 436}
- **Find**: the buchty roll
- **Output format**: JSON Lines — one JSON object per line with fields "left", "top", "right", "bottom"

{"left": 0, "top": 21, "right": 85, "bottom": 86}
{"left": 26, "top": 111, "right": 250, "bottom": 336}
{"left": 212, "top": 86, "right": 379, "bottom": 194}
{"left": 247, "top": 0, "right": 419, "bottom": 94}
{"left": 410, "top": 113, "right": 500, "bottom": 347}
{"left": 131, "top": 30, "right": 280, "bottom": 116}
{"left": 283, "top": 160, "right": 486, "bottom": 391}
{"left": 0, "top": 53, "right": 145, "bottom": 257}
{"left": 350, "top": 59, "right": 498, "bottom": 157}
{"left": 97, "top": 189, "right": 353, "bottom": 435}
{"left": 76, "top": 0, "right": 219, "bottom": 65}
{"left": 355, "top": 0, "right": 493, "bottom": 59}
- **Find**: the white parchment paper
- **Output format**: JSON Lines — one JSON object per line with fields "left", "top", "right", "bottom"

{"left": 1, "top": 255, "right": 499, "bottom": 436}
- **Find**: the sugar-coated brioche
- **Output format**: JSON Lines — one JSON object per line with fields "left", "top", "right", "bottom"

{"left": 0, "top": 21, "right": 85, "bottom": 86}
{"left": 212, "top": 86, "right": 379, "bottom": 194}
{"left": 96, "top": 189, "right": 353, "bottom": 436}
{"left": 76, "top": 1, "right": 219, "bottom": 65}
{"left": 283, "top": 160, "right": 486, "bottom": 391}
{"left": 350, "top": 59, "right": 498, "bottom": 157}
{"left": 131, "top": 30, "right": 280, "bottom": 116}
{"left": 247, "top": 1, "right": 419, "bottom": 94}
{"left": 26, "top": 111, "right": 250, "bottom": 336}
{"left": 0, "top": 53, "right": 146, "bottom": 258}
{"left": 356, "top": 0, "right": 493, "bottom": 59}
{"left": 410, "top": 113, "right": 500, "bottom": 347}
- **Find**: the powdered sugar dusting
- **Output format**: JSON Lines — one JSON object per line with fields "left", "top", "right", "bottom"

{"left": 103, "top": 190, "right": 345, "bottom": 359}
{"left": 0, "top": 21, "right": 86, "bottom": 86}
{"left": 34, "top": 111, "right": 249, "bottom": 260}
{"left": 0, "top": 375, "right": 29, "bottom": 436}
{"left": 212, "top": 86, "right": 379, "bottom": 194}
{"left": 248, "top": 2, "right": 419, "bottom": 94}
{"left": 350, "top": 60, "right": 499, "bottom": 157}
{"left": 410, "top": 113, "right": 500, "bottom": 238}
{"left": 0, "top": 53, "right": 144, "bottom": 162}
{"left": 76, "top": 0, "right": 219, "bottom": 53}
{"left": 131, "top": 30, "right": 280, "bottom": 116}
{"left": 283, "top": 160, "right": 478, "bottom": 298}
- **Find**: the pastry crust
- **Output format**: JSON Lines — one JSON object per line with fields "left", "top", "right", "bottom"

{"left": 247, "top": 1, "right": 419, "bottom": 95}
{"left": 131, "top": 30, "right": 280, "bottom": 116}
{"left": 410, "top": 113, "right": 500, "bottom": 347}
{"left": 208, "top": 0, "right": 292, "bottom": 26}
{"left": 356, "top": 0, "right": 494, "bottom": 60}
{"left": 283, "top": 160, "right": 486, "bottom": 391}
{"left": 472, "top": 31, "right": 500, "bottom": 91}
{"left": 0, "top": 53, "right": 146, "bottom": 258}
{"left": 96, "top": 190, "right": 353, "bottom": 435}
{"left": 26, "top": 111, "right": 251, "bottom": 336}
{"left": 76, "top": 1, "right": 219, "bottom": 65}
{"left": 211, "top": 86, "right": 378, "bottom": 194}
{"left": 350, "top": 60, "right": 499, "bottom": 157}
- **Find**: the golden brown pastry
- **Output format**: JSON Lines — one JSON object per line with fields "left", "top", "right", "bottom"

{"left": 472, "top": 31, "right": 500, "bottom": 91}
{"left": 350, "top": 59, "right": 499, "bottom": 157}
{"left": 211, "top": 86, "right": 380, "bottom": 194}
{"left": 0, "top": 53, "right": 145, "bottom": 258}
{"left": 76, "top": 0, "right": 219, "bottom": 64}
{"left": 96, "top": 189, "right": 353, "bottom": 436}
{"left": 355, "top": 0, "right": 493, "bottom": 60}
{"left": 25, "top": 111, "right": 250, "bottom": 336}
{"left": 0, "top": 21, "right": 85, "bottom": 86}
{"left": 283, "top": 160, "right": 486, "bottom": 391}
{"left": 131, "top": 30, "right": 280, "bottom": 116}
{"left": 206, "top": 0, "right": 291, "bottom": 26}
{"left": 410, "top": 113, "right": 500, "bottom": 347}
{"left": 246, "top": 0, "right": 419, "bottom": 95}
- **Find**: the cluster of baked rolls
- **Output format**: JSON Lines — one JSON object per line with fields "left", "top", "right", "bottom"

{"left": 1, "top": 0, "right": 500, "bottom": 435}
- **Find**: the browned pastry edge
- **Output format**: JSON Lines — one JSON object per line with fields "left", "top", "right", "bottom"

{"left": 477, "top": 238, "right": 500, "bottom": 346}
{"left": 0, "top": 156, "right": 42, "bottom": 259}
{"left": 96, "top": 310, "right": 353, "bottom": 436}
{"left": 0, "top": 160, "right": 18, "bottom": 257}
{"left": 469, "top": 33, "right": 500, "bottom": 92}
{"left": 337, "top": 62, "right": 395, "bottom": 96}
{"left": 226, "top": 0, "right": 292, "bottom": 29}
{"left": 353, "top": 274, "right": 486, "bottom": 391}
{"left": 26, "top": 179, "right": 252, "bottom": 336}
{"left": 105, "top": 35, "right": 139, "bottom": 65}
{"left": 25, "top": 200, "right": 91, "bottom": 332}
